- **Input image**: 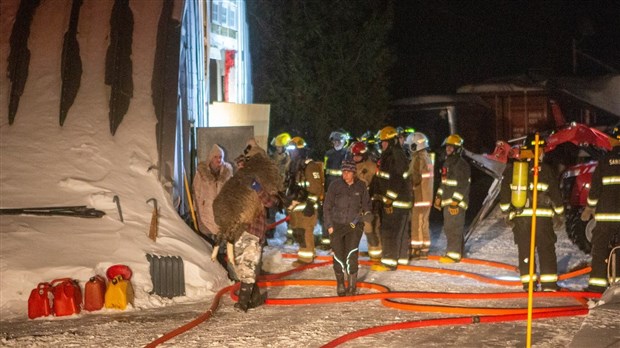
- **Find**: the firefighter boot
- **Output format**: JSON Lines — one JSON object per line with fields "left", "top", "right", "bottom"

{"left": 347, "top": 273, "right": 358, "bottom": 296}
{"left": 248, "top": 283, "right": 267, "bottom": 309}
{"left": 419, "top": 250, "right": 429, "bottom": 260}
{"left": 410, "top": 248, "right": 421, "bottom": 261}
{"left": 234, "top": 282, "right": 253, "bottom": 312}
{"left": 336, "top": 273, "right": 346, "bottom": 297}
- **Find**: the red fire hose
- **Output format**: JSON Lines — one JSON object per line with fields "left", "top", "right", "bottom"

{"left": 145, "top": 254, "right": 598, "bottom": 347}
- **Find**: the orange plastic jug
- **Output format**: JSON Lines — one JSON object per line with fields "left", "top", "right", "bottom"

{"left": 28, "top": 282, "right": 52, "bottom": 319}
{"left": 51, "top": 278, "right": 82, "bottom": 316}
{"left": 84, "top": 275, "right": 107, "bottom": 311}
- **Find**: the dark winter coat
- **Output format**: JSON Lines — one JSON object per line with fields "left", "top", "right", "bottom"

{"left": 323, "top": 178, "right": 371, "bottom": 229}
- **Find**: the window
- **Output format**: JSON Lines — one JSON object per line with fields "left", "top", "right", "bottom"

{"left": 211, "top": 0, "right": 237, "bottom": 38}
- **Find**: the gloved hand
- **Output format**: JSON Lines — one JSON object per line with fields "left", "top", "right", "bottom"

{"left": 383, "top": 199, "right": 393, "bottom": 215}
{"left": 580, "top": 206, "right": 595, "bottom": 222}
{"left": 251, "top": 179, "right": 262, "bottom": 192}
{"left": 433, "top": 196, "right": 442, "bottom": 211}
{"left": 448, "top": 201, "right": 459, "bottom": 216}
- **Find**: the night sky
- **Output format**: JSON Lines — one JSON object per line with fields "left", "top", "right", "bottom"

{"left": 390, "top": 1, "right": 620, "bottom": 98}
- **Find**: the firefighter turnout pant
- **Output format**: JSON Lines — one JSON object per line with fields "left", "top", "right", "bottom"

{"left": 290, "top": 210, "right": 317, "bottom": 263}
{"left": 380, "top": 208, "right": 411, "bottom": 268}
{"left": 364, "top": 208, "right": 382, "bottom": 260}
{"left": 411, "top": 205, "right": 431, "bottom": 253}
{"left": 233, "top": 232, "right": 262, "bottom": 284}
{"left": 330, "top": 223, "right": 364, "bottom": 277}
{"left": 442, "top": 205, "right": 465, "bottom": 261}
{"left": 512, "top": 216, "right": 558, "bottom": 290}
{"left": 588, "top": 221, "right": 620, "bottom": 291}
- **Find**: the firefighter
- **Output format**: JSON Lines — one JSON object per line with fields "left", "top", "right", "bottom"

{"left": 499, "top": 139, "right": 564, "bottom": 291}
{"left": 372, "top": 126, "right": 412, "bottom": 271}
{"left": 269, "top": 132, "right": 292, "bottom": 190}
{"left": 266, "top": 133, "right": 292, "bottom": 238}
{"left": 434, "top": 134, "right": 470, "bottom": 264}
{"left": 581, "top": 143, "right": 620, "bottom": 293}
{"left": 285, "top": 136, "right": 325, "bottom": 266}
{"left": 405, "top": 132, "right": 434, "bottom": 260}
{"left": 350, "top": 141, "right": 382, "bottom": 261}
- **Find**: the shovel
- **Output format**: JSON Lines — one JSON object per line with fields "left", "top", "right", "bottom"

{"left": 146, "top": 198, "right": 158, "bottom": 242}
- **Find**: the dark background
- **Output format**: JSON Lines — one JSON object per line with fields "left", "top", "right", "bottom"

{"left": 389, "top": 1, "right": 620, "bottom": 98}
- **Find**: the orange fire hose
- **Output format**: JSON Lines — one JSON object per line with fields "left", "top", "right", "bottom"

{"left": 144, "top": 253, "right": 599, "bottom": 347}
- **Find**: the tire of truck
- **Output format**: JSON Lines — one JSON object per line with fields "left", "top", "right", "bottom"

{"left": 565, "top": 207, "right": 592, "bottom": 254}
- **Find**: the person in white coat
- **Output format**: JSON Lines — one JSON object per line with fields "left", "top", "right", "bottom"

{"left": 193, "top": 144, "right": 233, "bottom": 240}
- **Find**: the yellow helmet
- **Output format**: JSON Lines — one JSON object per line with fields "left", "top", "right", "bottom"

{"left": 288, "top": 136, "right": 306, "bottom": 149}
{"left": 442, "top": 134, "right": 464, "bottom": 147}
{"left": 379, "top": 126, "right": 398, "bottom": 141}
{"left": 271, "top": 133, "right": 291, "bottom": 147}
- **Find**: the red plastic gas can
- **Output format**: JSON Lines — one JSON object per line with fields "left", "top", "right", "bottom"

{"left": 84, "top": 275, "right": 107, "bottom": 311}
{"left": 28, "top": 282, "right": 52, "bottom": 319}
{"left": 51, "top": 278, "right": 82, "bottom": 316}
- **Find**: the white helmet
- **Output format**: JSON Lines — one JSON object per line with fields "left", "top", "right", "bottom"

{"left": 405, "top": 132, "right": 429, "bottom": 151}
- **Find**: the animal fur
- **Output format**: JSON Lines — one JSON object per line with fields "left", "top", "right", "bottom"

{"left": 213, "top": 148, "right": 283, "bottom": 243}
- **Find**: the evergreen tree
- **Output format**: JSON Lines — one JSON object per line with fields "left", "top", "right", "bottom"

{"left": 248, "top": 0, "right": 395, "bottom": 157}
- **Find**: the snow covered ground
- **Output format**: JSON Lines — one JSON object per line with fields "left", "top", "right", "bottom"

{"left": 0, "top": 1, "right": 618, "bottom": 347}
{"left": 1, "top": 215, "right": 619, "bottom": 348}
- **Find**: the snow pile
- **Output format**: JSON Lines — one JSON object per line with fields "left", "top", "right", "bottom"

{"left": 0, "top": 0, "right": 229, "bottom": 320}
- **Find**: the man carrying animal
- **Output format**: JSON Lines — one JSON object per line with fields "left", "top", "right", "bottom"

{"left": 213, "top": 139, "right": 282, "bottom": 312}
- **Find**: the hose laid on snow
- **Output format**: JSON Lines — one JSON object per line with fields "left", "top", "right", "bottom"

{"left": 320, "top": 308, "right": 590, "bottom": 348}
{"left": 144, "top": 253, "right": 597, "bottom": 347}
{"left": 144, "top": 284, "right": 234, "bottom": 348}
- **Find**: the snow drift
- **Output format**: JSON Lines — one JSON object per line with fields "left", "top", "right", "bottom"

{"left": 0, "top": 0, "right": 229, "bottom": 320}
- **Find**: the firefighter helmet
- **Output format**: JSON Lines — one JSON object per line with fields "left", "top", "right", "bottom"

{"left": 399, "top": 127, "right": 415, "bottom": 138}
{"left": 288, "top": 136, "right": 306, "bottom": 149}
{"left": 271, "top": 132, "right": 291, "bottom": 147}
{"left": 360, "top": 130, "right": 377, "bottom": 144}
{"left": 329, "top": 131, "right": 348, "bottom": 142}
{"left": 379, "top": 126, "right": 398, "bottom": 141}
{"left": 442, "top": 134, "right": 464, "bottom": 147}
{"left": 405, "top": 132, "right": 429, "bottom": 151}
{"left": 350, "top": 141, "right": 368, "bottom": 156}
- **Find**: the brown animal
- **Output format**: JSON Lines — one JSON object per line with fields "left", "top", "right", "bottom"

{"left": 213, "top": 142, "right": 282, "bottom": 243}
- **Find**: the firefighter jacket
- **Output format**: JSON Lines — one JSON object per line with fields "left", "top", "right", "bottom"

{"left": 408, "top": 149, "right": 434, "bottom": 208}
{"left": 355, "top": 159, "right": 377, "bottom": 189}
{"left": 324, "top": 147, "right": 348, "bottom": 191}
{"left": 587, "top": 146, "right": 620, "bottom": 221}
{"left": 436, "top": 153, "right": 470, "bottom": 209}
{"left": 288, "top": 159, "right": 325, "bottom": 214}
{"left": 499, "top": 162, "right": 564, "bottom": 219}
{"left": 323, "top": 178, "right": 371, "bottom": 229}
{"left": 375, "top": 144, "right": 412, "bottom": 210}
